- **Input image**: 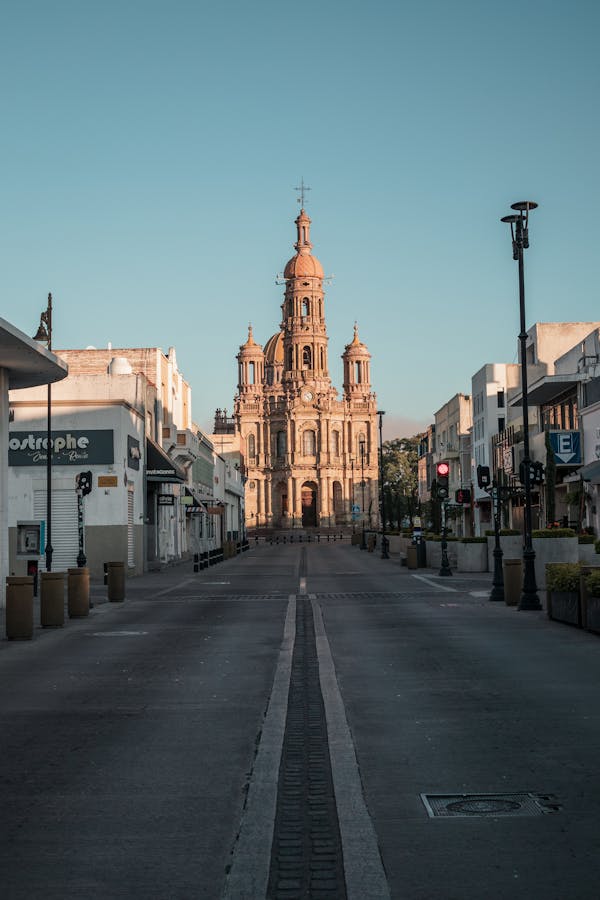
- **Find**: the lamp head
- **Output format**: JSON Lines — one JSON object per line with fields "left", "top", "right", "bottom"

{"left": 511, "top": 201, "right": 538, "bottom": 212}
{"left": 33, "top": 321, "right": 49, "bottom": 343}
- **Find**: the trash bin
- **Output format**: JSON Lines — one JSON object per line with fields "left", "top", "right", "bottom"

{"left": 106, "top": 561, "right": 125, "bottom": 602}
{"left": 40, "top": 571, "right": 65, "bottom": 626}
{"left": 416, "top": 540, "right": 427, "bottom": 568}
{"left": 6, "top": 576, "right": 34, "bottom": 640}
{"left": 407, "top": 546, "right": 418, "bottom": 569}
{"left": 503, "top": 558, "right": 522, "bottom": 607}
{"left": 68, "top": 567, "right": 90, "bottom": 618}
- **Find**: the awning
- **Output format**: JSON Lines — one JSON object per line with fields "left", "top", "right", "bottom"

{"left": 580, "top": 460, "right": 600, "bottom": 484}
{"left": 146, "top": 437, "right": 186, "bottom": 483}
{"left": 510, "top": 375, "right": 583, "bottom": 407}
{"left": 183, "top": 486, "right": 208, "bottom": 512}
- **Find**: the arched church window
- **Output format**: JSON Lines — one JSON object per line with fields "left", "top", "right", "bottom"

{"left": 247, "top": 434, "right": 256, "bottom": 459}
{"left": 277, "top": 431, "right": 286, "bottom": 458}
{"left": 332, "top": 431, "right": 340, "bottom": 457}
{"left": 302, "top": 346, "right": 312, "bottom": 369}
{"left": 357, "top": 433, "right": 366, "bottom": 460}
{"left": 320, "top": 347, "right": 325, "bottom": 369}
{"left": 249, "top": 361, "right": 255, "bottom": 384}
{"left": 287, "top": 347, "right": 293, "bottom": 370}
{"left": 303, "top": 429, "right": 316, "bottom": 456}
{"left": 302, "top": 298, "right": 310, "bottom": 317}
{"left": 355, "top": 362, "right": 361, "bottom": 383}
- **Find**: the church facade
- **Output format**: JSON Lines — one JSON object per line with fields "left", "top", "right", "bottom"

{"left": 233, "top": 205, "right": 379, "bottom": 530}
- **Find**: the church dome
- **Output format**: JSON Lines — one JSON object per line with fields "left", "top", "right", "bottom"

{"left": 283, "top": 207, "right": 324, "bottom": 280}
{"left": 284, "top": 254, "right": 324, "bottom": 279}
{"left": 238, "top": 325, "right": 264, "bottom": 358}
{"left": 264, "top": 331, "right": 284, "bottom": 364}
{"left": 343, "top": 324, "right": 370, "bottom": 358}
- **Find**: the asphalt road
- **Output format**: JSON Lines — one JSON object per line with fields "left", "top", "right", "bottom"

{"left": 1, "top": 542, "right": 599, "bottom": 899}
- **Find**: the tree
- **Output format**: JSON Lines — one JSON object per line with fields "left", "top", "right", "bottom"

{"left": 381, "top": 436, "right": 420, "bottom": 528}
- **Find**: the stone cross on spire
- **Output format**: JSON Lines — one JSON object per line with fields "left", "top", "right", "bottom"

{"left": 294, "top": 177, "right": 311, "bottom": 209}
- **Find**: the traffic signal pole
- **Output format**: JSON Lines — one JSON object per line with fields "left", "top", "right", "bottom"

{"left": 439, "top": 500, "right": 452, "bottom": 577}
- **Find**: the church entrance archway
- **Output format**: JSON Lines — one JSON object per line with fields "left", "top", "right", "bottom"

{"left": 301, "top": 482, "right": 318, "bottom": 527}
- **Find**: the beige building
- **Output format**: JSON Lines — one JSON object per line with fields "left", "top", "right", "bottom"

{"left": 230, "top": 206, "right": 379, "bottom": 530}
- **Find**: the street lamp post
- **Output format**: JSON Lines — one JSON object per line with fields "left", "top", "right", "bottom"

{"left": 501, "top": 201, "right": 541, "bottom": 610}
{"left": 33, "top": 293, "right": 53, "bottom": 573}
{"left": 359, "top": 439, "right": 366, "bottom": 549}
{"left": 378, "top": 410, "right": 389, "bottom": 559}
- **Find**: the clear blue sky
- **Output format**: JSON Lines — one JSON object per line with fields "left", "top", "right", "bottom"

{"left": 2, "top": 1, "right": 599, "bottom": 438}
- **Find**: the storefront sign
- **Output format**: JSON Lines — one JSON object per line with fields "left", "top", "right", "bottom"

{"left": 158, "top": 494, "right": 175, "bottom": 506}
{"left": 98, "top": 475, "right": 118, "bottom": 487}
{"left": 9, "top": 430, "right": 114, "bottom": 466}
{"left": 549, "top": 431, "right": 581, "bottom": 465}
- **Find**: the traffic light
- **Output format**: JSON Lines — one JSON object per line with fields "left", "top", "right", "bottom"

{"left": 518, "top": 460, "right": 544, "bottom": 486}
{"left": 456, "top": 488, "right": 471, "bottom": 505}
{"left": 477, "top": 465, "right": 491, "bottom": 489}
{"left": 436, "top": 461, "right": 450, "bottom": 499}
{"left": 76, "top": 470, "right": 93, "bottom": 496}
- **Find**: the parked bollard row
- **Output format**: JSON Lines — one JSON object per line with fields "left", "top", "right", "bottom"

{"left": 5, "top": 567, "right": 90, "bottom": 641}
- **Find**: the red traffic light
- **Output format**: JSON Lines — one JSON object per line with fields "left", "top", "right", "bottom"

{"left": 436, "top": 462, "right": 450, "bottom": 477}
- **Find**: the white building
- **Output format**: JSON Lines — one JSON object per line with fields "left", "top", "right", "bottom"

{"left": 1, "top": 317, "right": 67, "bottom": 606}
{"left": 470, "top": 363, "right": 520, "bottom": 535}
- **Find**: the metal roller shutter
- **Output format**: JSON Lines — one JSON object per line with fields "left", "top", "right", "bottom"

{"left": 34, "top": 489, "right": 79, "bottom": 572}
{"left": 127, "top": 489, "right": 135, "bottom": 567}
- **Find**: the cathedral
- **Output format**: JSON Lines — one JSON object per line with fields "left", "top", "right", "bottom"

{"left": 230, "top": 203, "right": 379, "bottom": 530}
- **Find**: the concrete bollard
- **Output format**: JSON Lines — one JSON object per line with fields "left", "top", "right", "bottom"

{"left": 6, "top": 576, "right": 34, "bottom": 640}
{"left": 40, "top": 571, "right": 65, "bottom": 627}
{"left": 68, "top": 568, "right": 90, "bottom": 618}
{"left": 106, "top": 561, "right": 126, "bottom": 602}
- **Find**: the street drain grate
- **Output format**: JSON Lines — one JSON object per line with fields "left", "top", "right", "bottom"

{"left": 421, "top": 792, "right": 561, "bottom": 818}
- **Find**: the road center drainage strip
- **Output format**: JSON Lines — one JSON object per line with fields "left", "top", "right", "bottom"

{"left": 267, "top": 596, "right": 347, "bottom": 900}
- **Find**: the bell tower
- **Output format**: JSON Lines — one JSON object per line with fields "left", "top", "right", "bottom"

{"left": 280, "top": 209, "right": 331, "bottom": 396}
{"left": 342, "top": 324, "right": 372, "bottom": 400}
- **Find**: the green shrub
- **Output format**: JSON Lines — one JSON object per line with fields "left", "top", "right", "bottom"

{"left": 546, "top": 563, "right": 581, "bottom": 592}
{"left": 595, "top": 539, "right": 600, "bottom": 555}
{"left": 532, "top": 528, "right": 576, "bottom": 539}
{"left": 460, "top": 537, "right": 487, "bottom": 543}
{"left": 484, "top": 529, "right": 521, "bottom": 536}
{"left": 585, "top": 570, "right": 600, "bottom": 597}
{"left": 578, "top": 534, "right": 595, "bottom": 544}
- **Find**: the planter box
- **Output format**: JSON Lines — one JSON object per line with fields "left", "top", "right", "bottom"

{"left": 585, "top": 595, "right": 600, "bottom": 635}
{"left": 487, "top": 536, "right": 522, "bottom": 572}
{"left": 457, "top": 542, "right": 488, "bottom": 572}
{"left": 547, "top": 590, "right": 581, "bottom": 627}
{"left": 532, "top": 536, "right": 578, "bottom": 590}
{"left": 426, "top": 541, "right": 457, "bottom": 570}
{"left": 578, "top": 542, "right": 600, "bottom": 565}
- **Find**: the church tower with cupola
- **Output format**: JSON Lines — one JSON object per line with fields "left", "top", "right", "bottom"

{"left": 229, "top": 197, "right": 379, "bottom": 531}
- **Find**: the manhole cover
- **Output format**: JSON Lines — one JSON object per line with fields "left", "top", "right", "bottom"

{"left": 421, "top": 792, "right": 560, "bottom": 818}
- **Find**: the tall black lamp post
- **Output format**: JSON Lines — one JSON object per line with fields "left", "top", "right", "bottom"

{"left": 501, "top": 202, "right": 541, "bottom": 610}
{"left": 359, "top": 439, "right": 367, "bottom": 549}
{"left": 377, "top": 410, "right": 389, "bottom": 558}
{"left": 33, "top": 293, "right": 53, "bottom": 572}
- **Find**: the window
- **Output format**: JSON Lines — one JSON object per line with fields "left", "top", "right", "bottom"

{"left": 497, "top": 390, "right": 505, "bottom": 408}
{"left": 303, "top": 429, "right": 316, "bottom": 455}
{"left": 249, "top": 361, "right": 255, "bottom": 384}
{"left": 302, "top": 298, "right": 310, "bottom": 316}
{"left": 332, "top": 431, "right": 340, "bottom": 457}
{"left": 302, "top": 346, "right": 312, "bottom": 368}
{"left": 277, "top": 431, "right": 286, "bottom": 458}
{"left": 287, "top": 347, "right": 293, "bottom": 370}
{"left": 357, "top": 433, "right": 366, "bottom": 459}
{"left": 248, "top": 434, "right": 256, "bottom": 459}
{"left": 497, "top": 417, "right": 505, "bottom": 433}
